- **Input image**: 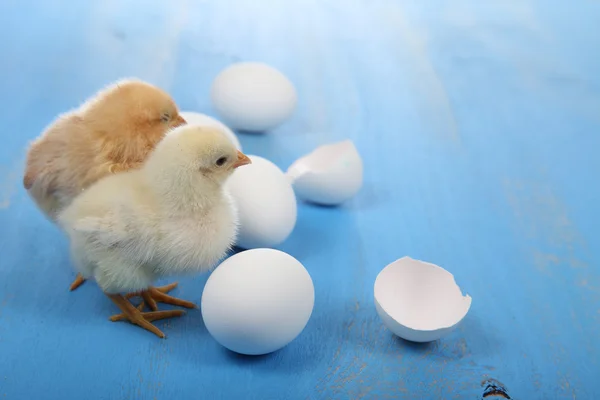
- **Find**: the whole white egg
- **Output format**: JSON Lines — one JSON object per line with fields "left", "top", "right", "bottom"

{"left": 211, "top": 62, "right": 297, "bottom": 132}
{"left": 179, "top": 111, "right": 242, "bottom": 150}
{"left": 201, "top": 248, "right": 315, "bottom": 355}
{"left": 226, "top": 155, "right": 297, "bottom": 249}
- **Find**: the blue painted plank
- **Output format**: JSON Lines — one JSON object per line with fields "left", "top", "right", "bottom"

{"left": 1, "top": 0, "right": 599, "bottom": 399}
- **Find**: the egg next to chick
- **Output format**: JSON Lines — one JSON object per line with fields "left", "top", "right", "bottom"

{"left": 211, "top": 62, "right": 297, "bottom": 132}
{"left": 226, "top": 155, "right": 297, "bottom": 249}
{"left": 202, "top": 248, "right": 314, "bottom": 355}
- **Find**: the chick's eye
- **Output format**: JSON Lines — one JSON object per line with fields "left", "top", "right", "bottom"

{"left": 215, "top": 157, "right": 228, "bottom": 167}
{"left": 160, "top": 113, "right": 171, "bottom": 123}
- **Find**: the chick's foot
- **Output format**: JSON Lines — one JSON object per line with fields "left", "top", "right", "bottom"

{"left": 107, "top": 294, "right": 185, "bottom": 338}
{"left": 125, "top": 282, "right": 197, "bottom": 311}
{"left": 69, "top": 273, "right": 86, "bottom": 291}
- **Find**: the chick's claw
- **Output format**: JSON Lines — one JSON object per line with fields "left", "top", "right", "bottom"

{"left": 109, "top": 300, "right": 147, "bottom": 321}
{"left": 125, "top": 282, "right": 197, "bottom": 310}
{"left": 107, "top": 294, "right": 185, "bottom": 338}
{"left": 69, "top": 273, "right": 86, "bottom": 291}
{"left": 138, "top": 291, "right": 157, "bottom": 311}
{"left": 125, "top": 281, "right": 179, "bottom": 299}
{"left": 148, "top": 286, "right": 197, "bottom": 309}
{"left": 109, "top": 310, "right": 185, "bottom": 323}
{"left": 154, "top": 282, "right": 179, "bottom": 293}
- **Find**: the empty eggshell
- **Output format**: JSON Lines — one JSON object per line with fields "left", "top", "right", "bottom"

{"left": 286, "top": 140, "right": 363, "bottom": 205}
{"left": 179, "top": 111, "right": 242, "bottom": 150}
{"left": 211, "top": 62, "right": 297, "bottom": 132}
{"left": 374, "top": 257, "right": 472, "bottom": 342}
{"left": 226, "top": 155, "right": 297, "bottom": 249}
{"left": 201, "top": 248, "right": 315, "bottom": 355}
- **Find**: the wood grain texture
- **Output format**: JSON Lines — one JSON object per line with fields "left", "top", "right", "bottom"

{"left": 1, "top": 0, "right": 599, "bottom": 398}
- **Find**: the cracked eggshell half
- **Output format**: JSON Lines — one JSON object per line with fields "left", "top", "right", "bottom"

{"left": 179, "top": 111, "right": 242, "bottom": 150}
{"left": 226, "top": 155, "right": 297, "bottom": 249}
{"left": 374, "top": 257, "right": 472, "bottom": 342}
{"left": 286, "top": 140, "right": 363, "bottom": 205}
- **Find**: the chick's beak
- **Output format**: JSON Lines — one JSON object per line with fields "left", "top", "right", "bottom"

{"left": 232, "top": 151, "right": 252, "bottom": 169}
{"left": 172, "top": 114, "right": 187, "bottom": 127}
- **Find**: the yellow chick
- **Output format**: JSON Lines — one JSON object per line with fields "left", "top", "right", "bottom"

{"left": 57, "top": 125, "right": 252, "bottom": 338}
{"left": 23, "top": 78, "right": 186, "bottom": 291}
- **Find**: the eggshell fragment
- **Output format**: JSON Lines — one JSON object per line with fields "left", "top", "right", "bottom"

{"left": 211, "top": 62, "right": 297, "bottom": 132}
{"left": 201, "top": 248, "right": 315, "bottom": 355}
{"left": 286, "top": 140, "right": 363, "bottom": 205}
{"left": 374, "top": 257, "right": 472, "bottom": 342}
{"left": 226, "top": 155, "right": 297, "bottom": 249}
{"left": 179, "top": 111, "right": 242, "bottom": 150}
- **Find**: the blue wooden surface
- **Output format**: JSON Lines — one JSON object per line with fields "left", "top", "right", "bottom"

{"left": 1, "top": 0, "right": 599, "bottom": 398}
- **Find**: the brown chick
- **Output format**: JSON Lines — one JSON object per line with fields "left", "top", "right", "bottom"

{"left": 24, "top": 78, "right": 187, "bottom": 293}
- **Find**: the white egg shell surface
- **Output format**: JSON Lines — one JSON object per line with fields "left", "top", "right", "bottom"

{"left": 374, "top": 257, "right": 472, "bottom": 343}
{"left": 211, "top": 62, "right": 297, "bottom": 132}
{"left": 226, "top": 155, "right": 297, "bottom": 249}
{"left": 201, "top": 248, "right": 315, "bottom": 355}
{"left": 286, "top": 140, "right": 363, "bottom": 205}
{"left": 179, "top": 111, "right": 242, "bottom": 150}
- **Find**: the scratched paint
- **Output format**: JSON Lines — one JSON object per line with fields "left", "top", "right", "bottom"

{"left": 0, "top": 0, "right": 599, "bottom": 399}
{"left": 481, "top": 378, "right": 511, "bottom": 399}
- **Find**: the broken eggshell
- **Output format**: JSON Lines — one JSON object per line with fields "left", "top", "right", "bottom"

{"left": 374, "top": 257, "right": 472, "bottom": 343}
{"left": 286, "top": 140, "right": 363, "bottom": 206}
{"left": 179, "top": 111, "right": 242, "bottom": 150}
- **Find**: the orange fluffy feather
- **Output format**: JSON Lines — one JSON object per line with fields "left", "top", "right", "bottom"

{"left": 24, "top": 78, "right": 186, "bottom": 221}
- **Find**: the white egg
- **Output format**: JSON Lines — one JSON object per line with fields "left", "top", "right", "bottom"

{"left": 287, "top": 140, "right": 363, "bottom": 205}
{"left": 226, "top": 155, "right": 297, "bottom": 249}
{"left": 211, "top": 62, "right": 297, "bottom": 132}
{"left": 374, "top": 257, "right": 472, "bottom": 342}
{"left": 201, "top": 248, "right": 315, "bottom": 355}
{"left": 179, "top": 111, "right": 242, "bottom": 150}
